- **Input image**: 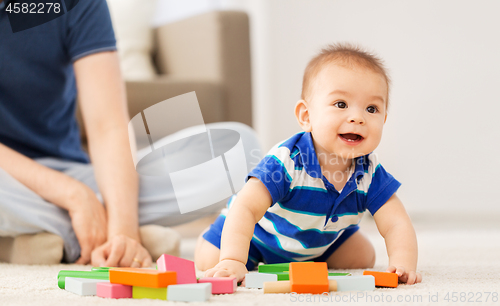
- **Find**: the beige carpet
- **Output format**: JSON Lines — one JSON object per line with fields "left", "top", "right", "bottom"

{"left": 1, "top": 213, "right": 500, "bottom": 306}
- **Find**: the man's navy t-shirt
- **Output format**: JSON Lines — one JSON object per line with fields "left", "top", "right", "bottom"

{"left": 0, "top": 0, "right": 116, "bottom": 163}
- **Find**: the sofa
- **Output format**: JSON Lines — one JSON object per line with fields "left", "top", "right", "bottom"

{"left": 78, "top": 11, "right": 252, "bottom": 145}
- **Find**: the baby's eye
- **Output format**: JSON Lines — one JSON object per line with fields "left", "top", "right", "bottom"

{"left": 366, "top": 106, "right": 378, "bottom": 113}
{"left": 334, "top": 101, "right": 347, "bottom": 109}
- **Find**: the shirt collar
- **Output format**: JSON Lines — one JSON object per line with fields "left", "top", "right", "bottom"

{"left": 296, "top": 132, "right": 323, "bottom": 179}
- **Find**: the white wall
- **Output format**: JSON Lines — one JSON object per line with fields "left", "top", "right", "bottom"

{"left": 229, "top": 0, "right": 500, "bottom": 214}
{"left": 152, "top": 0, "right": 500, "bottom": 214}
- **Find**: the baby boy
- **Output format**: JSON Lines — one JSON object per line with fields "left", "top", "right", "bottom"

{"left": 194, "top": 43, "right": 421, "bottom": 285}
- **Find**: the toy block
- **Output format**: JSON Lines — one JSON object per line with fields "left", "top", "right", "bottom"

{"left": 273, "top": 272, "right": 290, "bottom": 281}
{"left": 64, "top": 277, "right": 109, "bottom": 296}
{"left": 263, "top": 271, "right": 350, "bottom": 281}
{"left": 258, "top": 262, "right": 290, "bottom": 273}
{"left": 91, "top": 267, "right": 114, "bottom": 272}
{"left": 109, "top": 268, "right": 176, "bottom": 288}
{"left": 132, "top": 286, "right": 167, "bottom": 300}
{"left": 289, "top": 262, "right": 329, "bottom": 294}
{"left": 245, "top": 272, "right": 278, "bottom": 288}
{"left": 156, "top": 254, "right": 196, "bottom": 284}
{"left": 263, "top": 280, "right": 337, "bottom": 294}
{"left": 328, "top": 275, "right": 375, "bottom": 291}
{"left": 167, "top": 283, "right": 212, "bottom": 302}
{"left": 57, "top": 270, "right": 109, "bottom": 289}
{"left": 257, "top": 261, "right": 313, "bottom": 273}
{"left": 198, "top": 277, "right": 237, "bottom": 294}
{"left": 363, "top": 271, "right": 398, "bottom": 288}
{"left": 329, "top": 272, "right": 351, "bottom": 276}
{"left": 96, "top": 282, "right": 132, "bottom": 299}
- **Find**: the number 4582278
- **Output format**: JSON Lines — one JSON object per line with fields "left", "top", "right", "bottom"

{"left": 6, "top": 2, "right": 61, "bottom": 14}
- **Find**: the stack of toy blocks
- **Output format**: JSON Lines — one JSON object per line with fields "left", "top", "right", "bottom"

{"left": 59, "top": 256, "right": 399, "bottom": 300}
{"left": 253, "top": 262, "right": 339, "bottom": 294}
{"left": 58, "top": 254, "right": 238, "bottom": 301}
{"left": 251, "top": 262, "right": 398, "bottom": 293}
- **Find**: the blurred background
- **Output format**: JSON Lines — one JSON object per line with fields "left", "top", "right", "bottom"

{"left": 107, "top": 0, "right": 500, "bottom": 217}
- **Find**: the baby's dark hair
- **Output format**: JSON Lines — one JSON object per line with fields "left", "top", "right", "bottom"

{"left": 301, "top": 43, "right": 391, "bottom": 105}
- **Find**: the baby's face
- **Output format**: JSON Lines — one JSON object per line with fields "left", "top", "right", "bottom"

{"left": 304, "top": 63, "right": 388, "bottom": 160}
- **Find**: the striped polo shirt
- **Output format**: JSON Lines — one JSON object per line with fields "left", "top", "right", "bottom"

{"left": 223, "top": 131, "right": 401, "bottom": 261}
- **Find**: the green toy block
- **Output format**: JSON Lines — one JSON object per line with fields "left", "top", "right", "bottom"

{"left": 329, "top": 272, "right": 351, "bottom": 277}
{"left": 258, "top": 262, "right": 313, "bottom": 273}
{"left": 91, "top": 267, "right": 113, "bottom": 272}
{"left": 262, "top": 271, "right": 350, "bottom": 281}
{"left": 57, "top": 271, "right": 109, "bottom": 289}
{"left": 274, "top": 272, "right": 289, "bottom": 281}
{"left": 132, "top": 286, "right": 167, "bottom": 300}
{"left": 258, "top": 263, "right": 290, "bottom": 273}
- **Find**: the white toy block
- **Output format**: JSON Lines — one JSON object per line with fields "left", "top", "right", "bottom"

{"left": 328, "top": 275, "right": 375, "bottom": 291}
{"left": 65, "top": 277, "right": 109, "bottom": 296}
{"left": 245, "top": 272, "right": 278, "bottom": 289}
{"left": 167, "top": 283, "right": 212, "bottom": 302}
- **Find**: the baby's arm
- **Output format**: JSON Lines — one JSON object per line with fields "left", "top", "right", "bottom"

{"left": 373, "top": 194, "right": 422, "bottom": 285}
{"left": 204, "top": 177, "right": 272, "bottom": 282}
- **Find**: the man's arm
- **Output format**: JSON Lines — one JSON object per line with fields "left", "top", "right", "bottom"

{"left": 73, "top": 51, "right": 151, "bottom": 267}
{"left": 0, "top": 143, "right": 82, "bottom": 208}
{"left": 0, "top": 143, "right": 108, "bottom": 264}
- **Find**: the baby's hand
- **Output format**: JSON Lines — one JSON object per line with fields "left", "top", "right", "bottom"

{"left": 386, "top": 266, "right": 422, "bottom": 285}
{"left": 204, "top": 259, "right": 248, "bottom": 283}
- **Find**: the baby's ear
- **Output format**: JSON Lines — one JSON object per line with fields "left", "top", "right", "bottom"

{"left": 295, "top": 100, "right": 312, "bottom": 132}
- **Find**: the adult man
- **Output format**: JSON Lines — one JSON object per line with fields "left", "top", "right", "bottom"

{"left": 0, "top": 0, "right": 261, "bottom": 266}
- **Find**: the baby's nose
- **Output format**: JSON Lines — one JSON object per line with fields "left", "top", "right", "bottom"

{"left": 348, "top": 115, "right": 365, "bottom": 125}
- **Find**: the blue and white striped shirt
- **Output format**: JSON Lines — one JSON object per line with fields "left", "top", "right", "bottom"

{"left": 225, "top": 132, "right": 401, "bottom": 261}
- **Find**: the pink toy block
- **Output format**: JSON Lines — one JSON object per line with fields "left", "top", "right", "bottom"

{"left": 96, "top": 282, "right": 132, "bottom": 299}
{"left": 156, "top": 254, "right": 196, "bottom": 284}
{"left": 197, "top": 277, "right": 237, "bottom": 294}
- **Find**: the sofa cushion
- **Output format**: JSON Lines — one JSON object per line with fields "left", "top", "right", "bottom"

{"left": 106, "top": 0, "right": 157, "bottom": 80}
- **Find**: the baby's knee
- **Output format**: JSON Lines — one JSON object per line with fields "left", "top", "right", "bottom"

{"left": 363, "top": 249, "right": 376, "bottom": 269}
{"left": 351, "top": 242, "right": 376, "bottom": 269}
{"left": 326, "top": 233, "right": 376, "bottom": 269}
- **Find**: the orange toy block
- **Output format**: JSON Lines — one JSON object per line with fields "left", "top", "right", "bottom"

{"left": 109, "top": 268, "right": 176, "bottom": 288}
{"left": 363, "top": 271, "right": 398, "bottom": 288}
{"left": 289, "top": 262, "right": 329, "bottom": 294}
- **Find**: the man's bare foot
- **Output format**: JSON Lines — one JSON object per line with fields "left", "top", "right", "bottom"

{"left": 0, "top": 232, "right": 64, "bottom": 264}
{"left": 139, "top": 225, "right": 181, "bottom": 262}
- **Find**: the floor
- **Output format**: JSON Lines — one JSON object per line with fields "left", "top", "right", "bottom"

{"left": 1, "top": 212, "right": 500, "bottom": 306}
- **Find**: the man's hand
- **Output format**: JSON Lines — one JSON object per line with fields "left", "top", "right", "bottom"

{"left": 386, "top": 265, "right": 422, "bottom": 285}
{"left": 204, "top": 259, "right": 248, "bottom": 283}
{"left": 91, "top": 234, "right": 153, "bottom": 268}
{"left": 67, "top": 184, "right": 108, "bottom": 265}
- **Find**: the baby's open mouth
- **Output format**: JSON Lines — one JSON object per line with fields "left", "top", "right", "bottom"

{"left": 339, "top": 133, "right": 364, "bottom": 142}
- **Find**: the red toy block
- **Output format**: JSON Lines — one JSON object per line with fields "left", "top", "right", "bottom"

{"left": 363, "top": 271, "right": 398, "bottom": 288}
{"left": 197, "top": 277, "right": 237, "bottom": 294}
{"left": 96, "top": 282, "right": 132, "bottom": 299}
{"left": 109, "top": 268, "right": 176, "bottom": 288}
{"left": 156, "top": 254, "right": 197, "bottom": 284}
{"left": 289, "top": 262, "right": 329, "bottom": 294}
